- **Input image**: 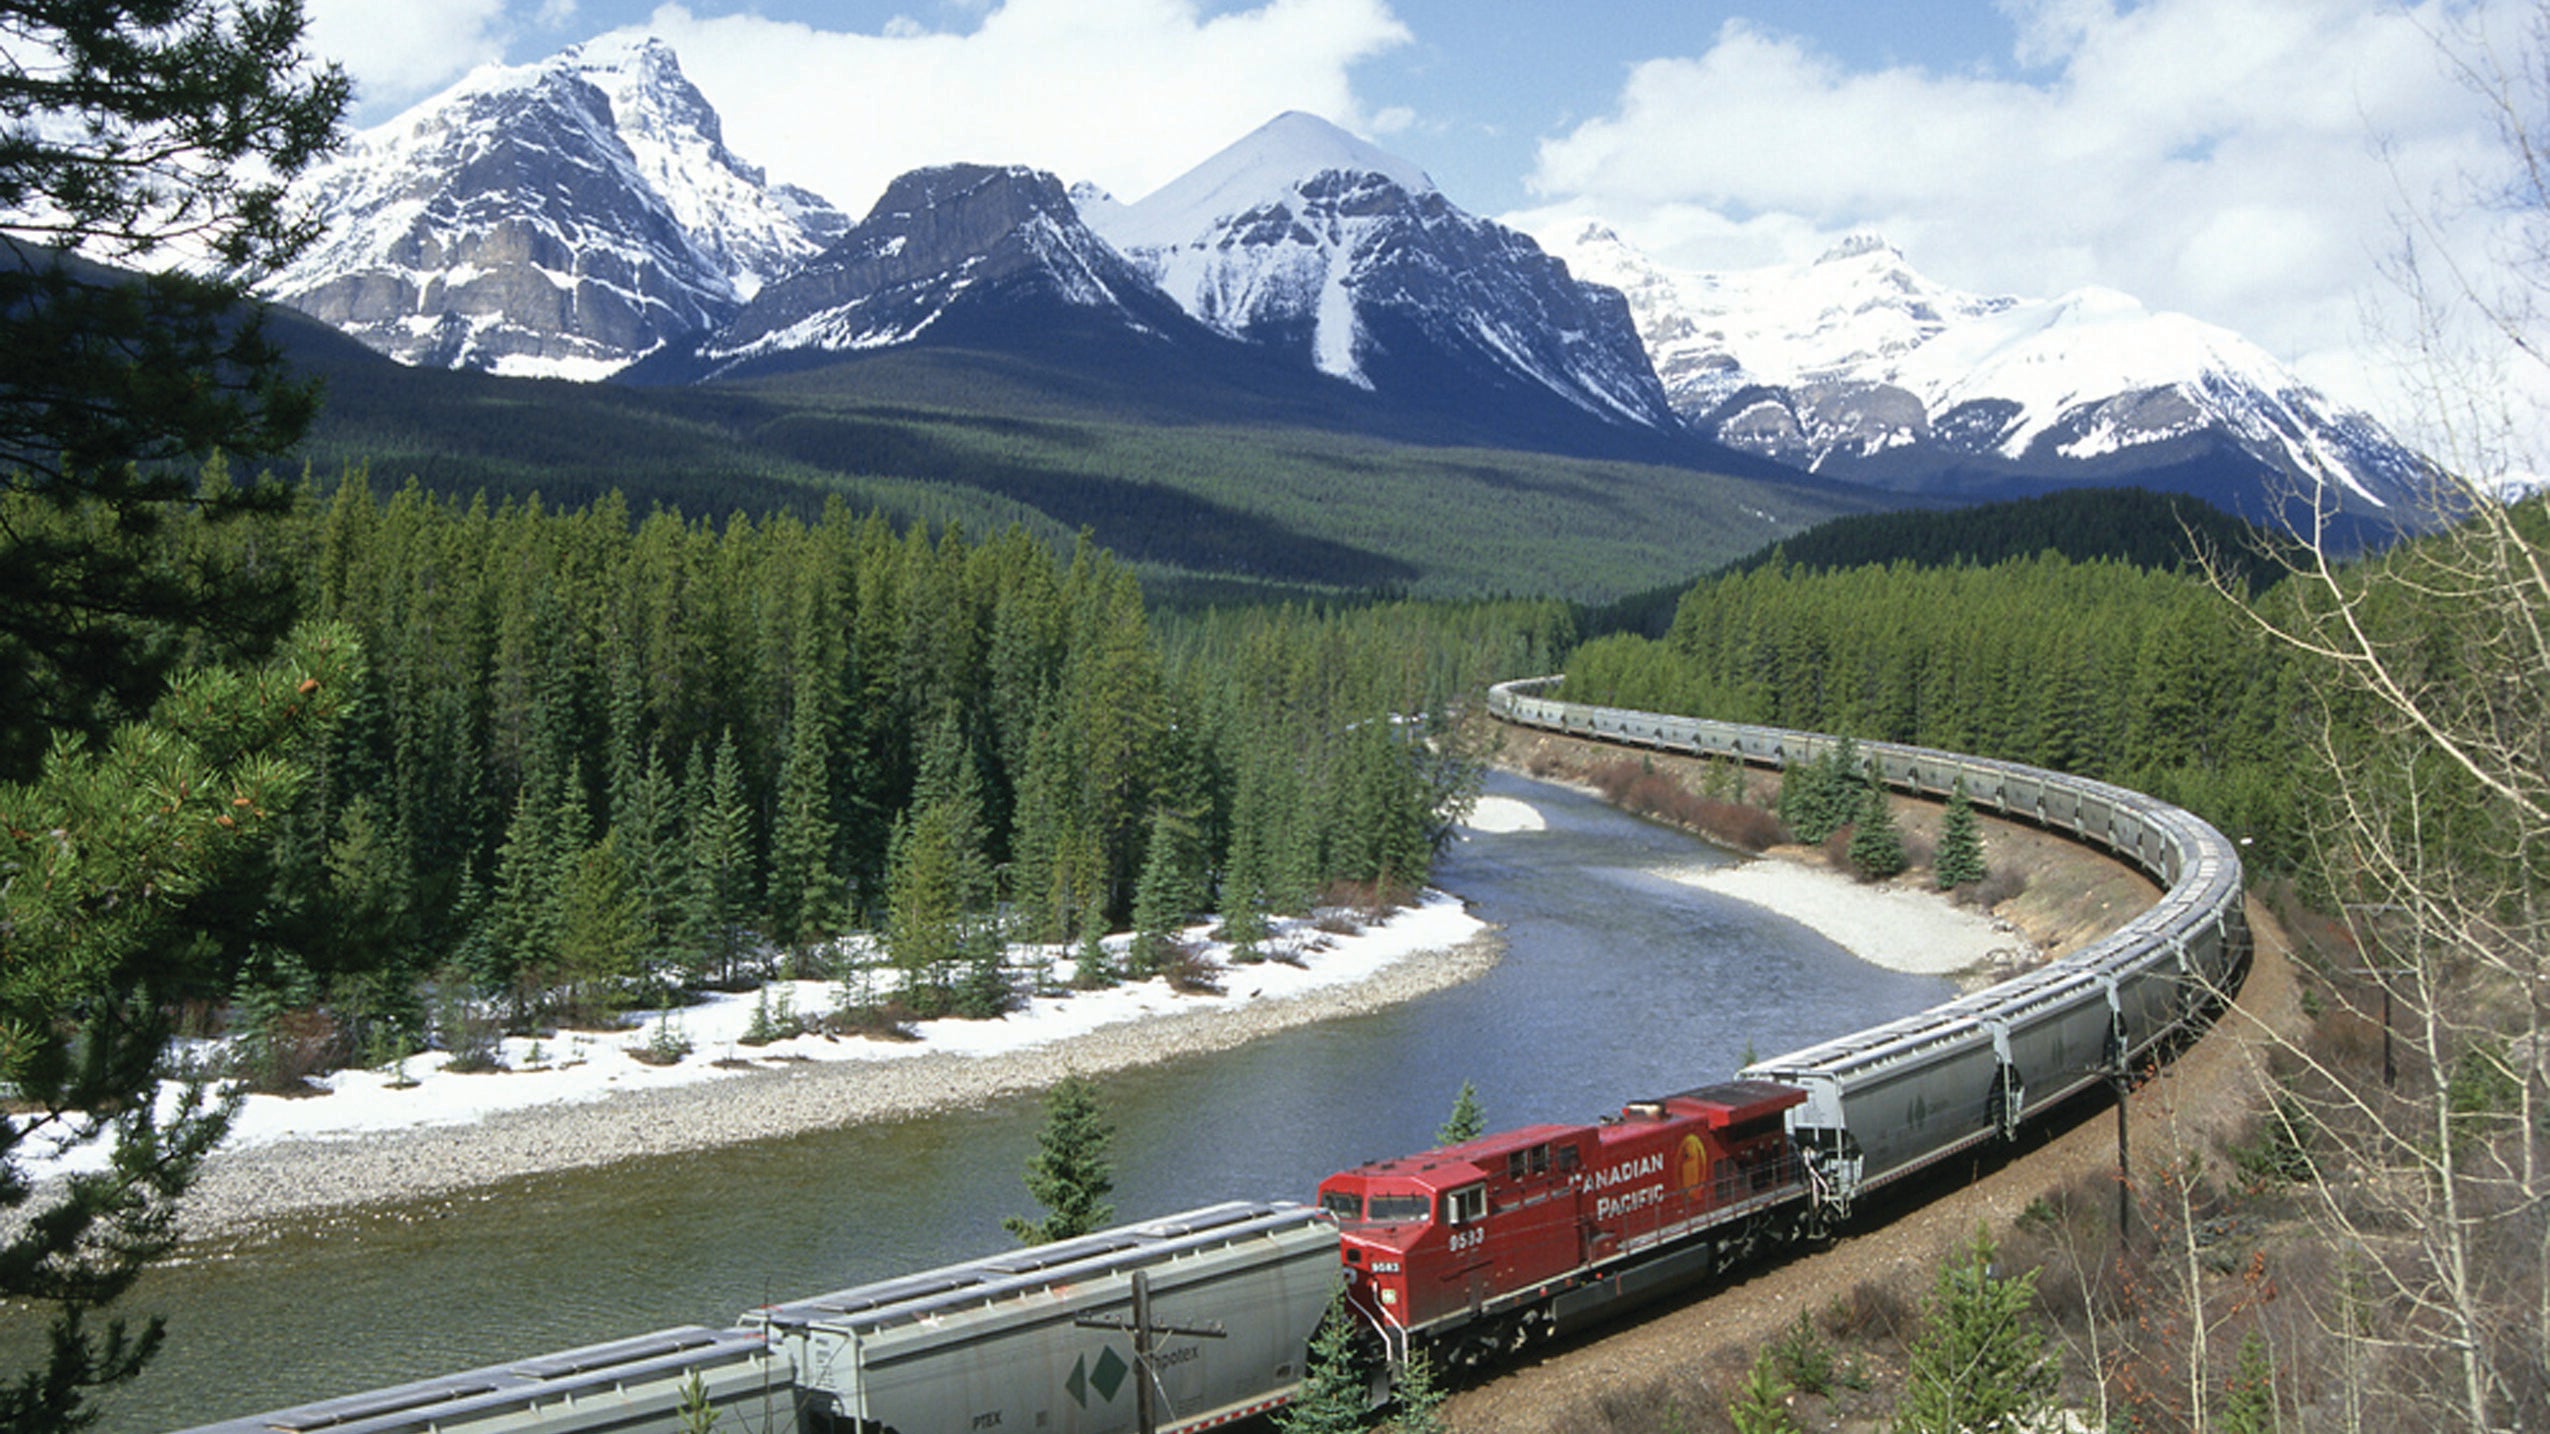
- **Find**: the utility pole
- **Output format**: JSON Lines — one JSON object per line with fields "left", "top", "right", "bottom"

{"left": 1075, "top": 1270, "right": 1227, "bottom": 1434}
{"left": 2112, "top": 1063, "right": 2132, "bottom": 1243}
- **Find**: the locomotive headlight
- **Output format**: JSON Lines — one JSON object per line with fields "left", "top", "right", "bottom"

{"left": 1380, "top": 1289, "right": 1398, "bottom": 1306}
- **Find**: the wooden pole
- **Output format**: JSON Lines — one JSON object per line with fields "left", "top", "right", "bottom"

{"left": 1131, "top": 1271, "right": 1155, "bottom": 1434}
{"left": 2113, "top": 1067, "right": 2132, "bottom": 1243}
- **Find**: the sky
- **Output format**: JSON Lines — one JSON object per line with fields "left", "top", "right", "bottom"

{"left": 298, "top": 0, "right": 2545, "bottom": 436}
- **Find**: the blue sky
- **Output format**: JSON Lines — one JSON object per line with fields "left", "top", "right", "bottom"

{"left": 302, "top": 1, "right": 2541, "bottom": 430}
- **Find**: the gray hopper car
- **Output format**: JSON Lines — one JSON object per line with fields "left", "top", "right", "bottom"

{"left": 751, "top": 1200, "right": 1338, "bottom": 1434}
{"left": 169, "top": 1202, "right": 1338, "bottom": 1434}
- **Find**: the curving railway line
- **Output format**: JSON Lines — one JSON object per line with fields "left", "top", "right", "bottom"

{"left": 1485, "top": 677, "right": 2250, "bottom": 1223}
{"left": 178, "top": 679, "right": 2246, "bottom": 1434}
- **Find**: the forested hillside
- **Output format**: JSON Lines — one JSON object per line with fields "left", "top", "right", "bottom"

{"left": 274, "top": 322, "right": 1874, "bottom": 607}
{"left": 1562, "top": 553, "right": 2305, "bottom": 867}
{"left": 1717, "top": 487, "right": 2293, "bottom": 588}
{"left": 103, "top": 474, "right": 1568, "bottom": 1056}
{"left": 1581, "top": 487, "right": 2288, "bottom": 640}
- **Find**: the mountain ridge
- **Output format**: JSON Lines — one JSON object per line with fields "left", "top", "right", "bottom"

{"left": 265, "top": 35, "right": 847, "bottom": 378}
{"left": 264, "top": 36, "right": 2440, "bottom": 532}
{"left": 1535, "top": 221, "right": 2433, "bottom": 522}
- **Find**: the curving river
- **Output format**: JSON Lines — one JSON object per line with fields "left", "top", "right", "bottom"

{"left": 77, "top": 770, "right": 1952, "bottom": 1432}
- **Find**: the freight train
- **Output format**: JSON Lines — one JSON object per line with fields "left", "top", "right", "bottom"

{"left": 176, "top": 679, "right": 2246, "bottom": 1434}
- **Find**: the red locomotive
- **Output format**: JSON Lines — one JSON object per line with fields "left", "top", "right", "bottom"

{"left": 1317, "top": 1080, "right": 1814, "bottom": 1364}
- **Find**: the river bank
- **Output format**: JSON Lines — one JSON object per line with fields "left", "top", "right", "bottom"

{"left": 159, "top": 896, "right": 1499, "bottom": 1241}
{"left": 1467, "top": 788, "right": 2035, "bottom": 985}
{"left": 53, "top": 769, "right": 2048, "bottom": 1243}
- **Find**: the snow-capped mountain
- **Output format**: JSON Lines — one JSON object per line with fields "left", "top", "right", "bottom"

{"left": 261, "top": 29, "right": 2429, "bottom": 519}
{"left": 671, "top": 162, "right": 1198, "bottom": 380}
{"left": 1540, "top": 223, "right": 2434, "bottom": 515}
{"left": 268, "top": 36, "right": 848, "bottom": 378}
{"left": 1084, "top": 112, "right": 1680, "bottom": 437}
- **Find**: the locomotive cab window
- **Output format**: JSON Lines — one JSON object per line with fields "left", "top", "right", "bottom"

{"left": 1321, "top": 1191, "right": 1362, "bottom": 1222}
{"left": 1441, "top": 1184, "right": 1487, "bottom": 1226}
{"left": 1368, "top": 1194, "right": 1430, "bottom": 1224}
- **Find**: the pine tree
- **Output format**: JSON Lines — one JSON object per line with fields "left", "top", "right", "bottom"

{"left": 766, "top": 690, "right": 841, "bottom": 969}
{"left": 0, "top": 623, "right": 359, "bottom": 1428}
{"left": 1385, "top": 1348, "right": 1448, "bottom": 1434}
{"left": 1727, "top": 1346, "right": 1802, "bottom": 1434}
{"left": 556, "top": 830, "right": 643, "bottom": 1020}
{"left": 1007, "top": 699, "right": 1076, "bottom": 944}
{"left": 1218, "top": 738, "right": 1279, "bottom": 961}
{"left": 1002, "top": 1074, "right": 1114, "bottom": 1245}
{"left": 319, "top": 794, "right": 418, "bottom": 1015}
{"left": 1438, "top": 1080, "right": 1485, "bottom": 1146}
{"left": 0, "top": 1, "right": 349, "bottom": 785}
{"left": 1779, "top": 737, "right": 1866, "bottom": 845}
{"left": 1275, "top": 1299, "right": 1371, "bottom": 1434}
{"left": 1071, "top": 925, "right": 1117, "bottom": 990}
{"left": 1129, "top": 804, "right": 1206, "bottom": 977}
{"left": 617, "top": 746, "right": 687, "bottom": 971}
{"left": 1892, "top": 1226, "right": 2054, "bottom": 1434}
{"left": 1847, "top": 763, "right": 1908, "bottom": 881}
{"left": 1934, "top": 777, "right": 1987, "bottom": 890}
{"left": 885, "top": 707, "right": 994, "bottom": 1012}
{"left": 882, "top": 806, "right": 964, "bottom": 1017}
{"left": 2219, "top": 1326, "right": 2278, "bottom": 1434}
{"left": 683, "top": 731, "right": 755, "bottom": 984}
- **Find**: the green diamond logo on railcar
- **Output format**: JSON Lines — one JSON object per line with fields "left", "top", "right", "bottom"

{"left": 1066, "top": 1347, "right": 1133, "bottom": 1408}
{"left": 1091, "top": 1346, "right": 1130, "bottom": 1402}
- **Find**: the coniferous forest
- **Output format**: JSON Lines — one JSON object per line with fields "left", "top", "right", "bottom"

{"left": 1562, "top": 552, "right": 2307, "bottom": 868}
{"left": 34, "top": 471, "right": 1570, "bottom": 1069}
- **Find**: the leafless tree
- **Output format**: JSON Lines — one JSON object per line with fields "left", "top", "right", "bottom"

{"left": 2201, "top": 9, "right": 2550, "bottom": 1430}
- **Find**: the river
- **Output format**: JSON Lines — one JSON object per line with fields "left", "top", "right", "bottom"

{"left": 81, "top": 769, "right": 1951, "bottom": 1431}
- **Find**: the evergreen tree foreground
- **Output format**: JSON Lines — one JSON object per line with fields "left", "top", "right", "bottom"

{"left": 1846, "top": 762, "right": 1909, "bottom": 882}
{"left": 1437, "top": 1079, "right": 1484, "bottom": 1146}
{"left": 1933, "top": 778, "right": 1987, "bottom": 890}
{"left": 1891, "top": 1225, "right": 2054, "bottom": 1434}
{"left": 0, "top": 2, "right": 350, "bottom": 1424}
{"left": 1003, "top": 1074, "right": 1115, "bottom": 1246}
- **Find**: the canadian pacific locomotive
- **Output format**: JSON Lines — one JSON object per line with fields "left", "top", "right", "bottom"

{"left": 176, "top": 680, "right": 2246, "bottom": 1434}
{"left": 1320, "top": 1081, "right": 1813, "bottom": 1367}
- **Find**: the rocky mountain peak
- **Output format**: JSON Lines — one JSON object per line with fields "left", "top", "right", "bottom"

{"left": 677, "top": 161, "right": 1186, "bottom": 377}
{"left": 1815, "top": 231, "right": 1903, "bottom": 265}
{"left": 1085, "top": 116, "right": 1674, "bottom": 433}
{"left": 266, "top": 37, "right": 846, "bottom": 377}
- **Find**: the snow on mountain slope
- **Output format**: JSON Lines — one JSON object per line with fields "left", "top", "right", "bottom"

{"left": 682, "top": 162, "right": 1194, "bottom": 377}
{"left": 268, "top": 36, "right": 847, "bottom": 377}
{"left": 1540, "top": 222, "right": 2432, "bottom": 513}
{"left": 1086, "top": 113, "right": 1677, "bottom": 430}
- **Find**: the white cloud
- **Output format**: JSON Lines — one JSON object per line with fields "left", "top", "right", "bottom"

{"left": 1515, "top": 0, "right": 2532, "bottom": 428}
{"left": 632, "top": 0, "right": 1412, "bottom": 219}
{"left": 305, "top": 0, "right": 514, "bottom": 112}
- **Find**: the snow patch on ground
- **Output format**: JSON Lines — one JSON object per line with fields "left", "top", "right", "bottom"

{"left": 12, "top": 895, "right": 1487, "bottom": 1185}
